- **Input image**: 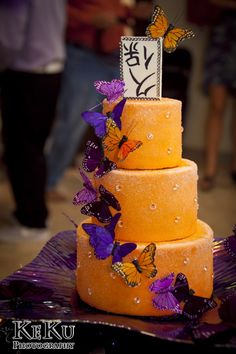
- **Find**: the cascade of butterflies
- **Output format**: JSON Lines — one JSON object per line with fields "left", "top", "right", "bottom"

{"left": 72, "top": 5, "right": 217, "bottom": 320}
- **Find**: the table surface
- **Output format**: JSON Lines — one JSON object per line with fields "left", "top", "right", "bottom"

{"left": 0, "top": 230, "right": 235, "bottom": 353}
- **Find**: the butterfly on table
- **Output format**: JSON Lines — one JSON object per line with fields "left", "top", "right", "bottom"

{"left": 149, "top": 272, "right": 182, "bottom": 313}
{"left": 171, "top": 273, "right": 217, "bottom": 320}
{"left": 81, "top": 97, "right": 126, "bottom": 137}
{"left": 80, "top": 184, "right": 121, "bottom": 223}
{"left": 72, "top": 168, "right": 97, "bottom": 206}
{"left": 102, "top": 118, "right": 143, "bottom": 162}
{"left": 146, "top": 5, "right": 194, "bottom": 53}
{"left": 112, "top": 243, "right": 157, "bottom": 287}
{"left": 82, "top": 136, "right": 117, "bottom": 178}
{"left": 82, "top": 213, "right": 137, "bottom": 264}
{"left": 94, "top": 79, "right": 125, "bottom": 103}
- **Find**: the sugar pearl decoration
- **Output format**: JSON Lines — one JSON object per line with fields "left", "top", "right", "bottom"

{"left": 88, "top": 288, "right": 92, "bottom": 296}
{"left": 203, "top": 265, "right": 208, "bottom": 272}
{"left": 115, "top": 185, "right": 121, "bottom": 192}
{"left": 147, "top": 132, "right": 154, "bottom": 140}
{"left": 88, "top": 251, "right": 92, "bottom": 258}
{"left": 150, "top": 203, "right": 157, "bottom": 210}
{"left": 183, "top": 257, "right": 190, "bottom": 265}
{"left": 110, "top": 272, "right": 116, "bottom": 279}
{"left": 181, "top": 126, "right": 184, "bottom": 132}
{"left": 77, "top": 262, "right": 81, "bottom": 269}
{"left": 165, "top": 112, "right": 171, "bottom": 118}
{"left": 118, "top": 220, "right": 123, "bottom": 228}
{"left": 167, "top": 147, "right": 173, "bottom": 154}
{"left": 173, "top": 183, "right": 180, "bottom": 191}
{"left": 133, "top": 297, "right": 141, "bottom": 304}
{"left": 174, "top": 216, "right": 181, "bottom": 223}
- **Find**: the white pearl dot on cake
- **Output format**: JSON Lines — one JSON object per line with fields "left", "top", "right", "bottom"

{"left": 181, "top": 126, "right": 184, "bottom": 133}
{"left": 77, "top": 262, "right": 81, "bottom": 269}
{"left": 110, "top": 272, "right": 116, "bottom": 279}
{"left": 167, "top": 147, "right": 173, "bottom": 154}
{"left": 115, "top": 185, "right": 121, "bottom": 192}
{"left": 183, "top": 257, "right": 190, "bottom": 265}
{"left": 133, "top": 297, "right": 141, "bottom": 304}
{"left": 174, "top": 216, "right": 181, "bottom": 223}
{"left": 194, "top": 197, "right": 198, "bottom": 203}
{"left": 173, "top": 183, "right": 180, "bottom": 191}
{"left": 88, "top": 251, "right": 92, "bottom": 258}
{"left": 203, "top": 265, "right": 208, "bottom": 272}
{"left": 118, "top": 220, "right": 123, "bottom": 228}
{"left": 147, "top": 132, "right": 154, "bottom": 140}
{"left": 150, "top": 203, "right": 157, "bottom": 210}
{"left": 165, "top": 112, "right": 171, "bottom": 118}
{"left": 88, "top": 288, "right": 92, "bottom": 296}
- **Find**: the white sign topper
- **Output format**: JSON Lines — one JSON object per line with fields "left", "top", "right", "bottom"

{"left": 120, "top": 36, "right": 163, "bottom": 99}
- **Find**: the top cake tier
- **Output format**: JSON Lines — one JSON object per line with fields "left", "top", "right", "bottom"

{"left": 103, "top": 97, "right": 182, "bottom": 170}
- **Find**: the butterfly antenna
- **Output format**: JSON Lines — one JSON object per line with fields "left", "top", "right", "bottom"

{"left": 88, "top": 100, "right": 103, "bottom": 111}
{"left": 172, "top": 9, "right": 184, "bottom": 25}
{"left": 62, "top": 212, "right": 78, "bottom": 228}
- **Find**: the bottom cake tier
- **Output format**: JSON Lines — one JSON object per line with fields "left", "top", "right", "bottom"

{"left": 76, "top": 219, "right": 213, "bottom": 317}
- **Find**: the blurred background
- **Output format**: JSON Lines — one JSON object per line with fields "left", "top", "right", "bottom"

{"left": 0, "top": 0, "right": 235, "bottom": 280}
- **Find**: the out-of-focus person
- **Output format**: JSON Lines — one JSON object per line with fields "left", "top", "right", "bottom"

{"left": 188, "top": 0, "right": 236, "bottom": 190}
{"left": 0, "top": 0, "right": 66, "bottom": 242}
{"left": 46, "top": 0, "right": 153, "bottom": 201}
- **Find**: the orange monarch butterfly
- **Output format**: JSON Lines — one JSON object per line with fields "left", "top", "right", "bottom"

{"left": 102, "top": 118, "right": 143, "bottom": 162}
{"left": 111, "top": 243, "right": 157, "bottom": 287}
{"left": 146, "top": 5, "right": 194, "bottom": 53}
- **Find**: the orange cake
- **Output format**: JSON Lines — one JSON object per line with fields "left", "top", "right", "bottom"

{"left": 75, "top": 29, "right": 214, "bottom": 318}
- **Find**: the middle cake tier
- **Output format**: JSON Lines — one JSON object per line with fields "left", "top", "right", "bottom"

{"left": 93, "top": 159, "right": 198, "bottom": 243}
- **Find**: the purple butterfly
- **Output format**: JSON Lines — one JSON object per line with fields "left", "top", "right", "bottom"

{"left": 94, "top": 79, "right": 125, "bottom": 103}
{"left": 81, "top": 111, "right": 107, "bottom": 138}
{"left": 82, "top": 213, "right": 136, "bottom": 263}
{"left": 80, "top": 184, "right": 121, "bottom": 223}
{"left": 106, "top": 98, "right": 126, "bottom": 130}
{"left": 82, "top": 137, "right": 117, "bottom": 178}
{"left": 171, "top": 273, "right": 217, "bottom": 320}
{"left": 72, "top": 169, "right": 97, "bottom": 205}
{"left": 149, "top": 273, "right": 182, "bottom": 313}
{"left": 223, "top": 225, "right": 236, "bottom": 258}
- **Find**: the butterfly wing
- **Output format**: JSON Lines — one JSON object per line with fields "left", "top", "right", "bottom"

{"left": 172, "top": 273, "right": 190, "bottom": 303}
{"left": 73, "top": 169, "right": 97, "bottom": 205}
{"left": 81, "top": 111, "right": 107, "bottom": 138}
{"left": 110, "top": 98, "right": 126, "bottom": 130}
{"left": 112, "top": 262, "right": 141, "bottom": 287}
{"left": 164, "top": 27, "right": 194, "bottom": 53}
{"left": 149, "top": 273, "right": 175, "bottom": 293}
{"left": 183, "top": 295, "right": 217, "bottom": 320}
{"left": 105, "top": 213, "right": 121, "bottom": 239}
{"left": 152, "top": 292, "right": 181, "bottom": 313}
{"left": 95, "top": 157, "right": 117, "bottom": 178}
{"left": 83, "top": 138, "right": 102, "bottom": 173}
{"left": 99, "top": 184, "right": 121, "bottom": 211}
{"left": 146, "top": 5, "right": 169, "bottom": 39}
{"left": 80, "top": 200, "right": 112, "bottom": 223}
{"left": 94, "top": 79, "right": 125, "bottom": 103}
{"left": 112, "top": 242, "right": 137, "bottom": 264}
{"left": 102, "top": 118, "right": 122, "bottom": 154}
{"left": 118, "top": 140, "right": 143, "bottom": 161}
{"left": 137, "top": 243, "right": 157, "bottom": 278}
{"left": 82, "top": 223, "right": 113, "bottom": 259}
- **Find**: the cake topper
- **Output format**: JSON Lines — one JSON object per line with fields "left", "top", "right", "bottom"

{"left": 146, "top": 5, "right": 194, "bottom": 53}
{"left": 120, "top": 36, "right": 162, "bottom": 99}
{"left": 82, "top": 213, "right": 137, "bottom": 264}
